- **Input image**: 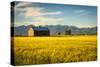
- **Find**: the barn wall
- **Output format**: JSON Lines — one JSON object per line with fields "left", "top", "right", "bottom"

{"left": 28, "top": 28, "right": 34, "bottom": 36}
{"left": 34, "top": 30, "right": 50, "bottom": 36}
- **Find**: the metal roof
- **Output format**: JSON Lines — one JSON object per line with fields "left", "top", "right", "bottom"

{"left": 32, "top": 26, "right": 49, "bottom": 31}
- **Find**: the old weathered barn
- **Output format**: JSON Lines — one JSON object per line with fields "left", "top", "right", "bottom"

{"left": 28, "top": 25, "right": 50, "bottom": 36}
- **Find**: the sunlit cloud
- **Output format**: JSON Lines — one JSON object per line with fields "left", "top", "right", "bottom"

{"left": 14, "top": 2, "right": 64, "bottom": 26}
{"left": 15, "top": 2, "right": 63, "bottom": 18}
{"left": 41, "top": 11, "right": 63, "bottom": 16}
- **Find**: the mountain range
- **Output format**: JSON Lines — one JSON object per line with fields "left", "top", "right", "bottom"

{"left": 11, "top": 25, "right": 97, "bottom": 36}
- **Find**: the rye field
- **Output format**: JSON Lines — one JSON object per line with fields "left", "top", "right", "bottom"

{"left": 11, "top": 35, "right": 97, "bottom": 65}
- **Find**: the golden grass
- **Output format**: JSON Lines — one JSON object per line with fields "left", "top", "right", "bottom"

{"left": 12, "top": 35, "right": 97, "bottom": 65}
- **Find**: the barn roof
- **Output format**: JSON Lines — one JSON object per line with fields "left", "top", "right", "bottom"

{"left": 32, "top": 26, "right": 49, "bottom": 31}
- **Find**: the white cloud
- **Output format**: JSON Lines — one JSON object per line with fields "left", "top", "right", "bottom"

{"left": 74, "top": 10, "right": 86, "bottom": 14}
{"left": 74, "top": 9, "right": 90, "bottom": 17}
{"left": 41, "top": 11, "right": 63, "bottom": 16}
{"left": 22, "top": 7, "right": 63, "bottom": 18}
{"left": 24, "top": 7, "right": 43, "bottom": 18}
{"left": 15, "top": 2, "right": 33, "bottom": 8}
{"left": 14, "top": 2, "right": 64, "bottom": 26}
{"left": 15, "top": 2, "right": 63, "bottom": 18}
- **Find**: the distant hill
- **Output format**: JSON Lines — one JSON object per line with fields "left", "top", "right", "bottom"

{"left": 11, "top": 25, "right": 97, "bottom": 36}
{"left": 47, "top": 25, "right": 97, "bottom": 35}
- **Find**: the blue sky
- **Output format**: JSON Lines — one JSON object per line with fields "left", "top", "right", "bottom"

{"left": 13, "top": 1, "right": 97, "bottom": 28}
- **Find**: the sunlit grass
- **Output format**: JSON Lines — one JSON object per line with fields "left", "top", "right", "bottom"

{"left": 12, "top": 35, "right": 97, "bottom": 65}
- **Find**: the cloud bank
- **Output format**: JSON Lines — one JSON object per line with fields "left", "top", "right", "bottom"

{"left": 14, "top": 2, "right": 64, "bottom": 26}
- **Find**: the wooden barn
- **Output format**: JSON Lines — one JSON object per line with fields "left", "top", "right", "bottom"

{"left": 28, "top": 25, "right": 50, "bottom": 36}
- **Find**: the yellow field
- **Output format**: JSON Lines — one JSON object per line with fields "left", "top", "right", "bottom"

{"left": 12, "top": 35, "right": 97, "bottom": 65}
